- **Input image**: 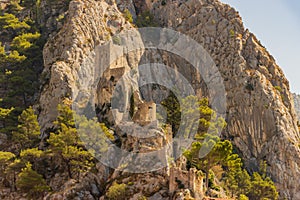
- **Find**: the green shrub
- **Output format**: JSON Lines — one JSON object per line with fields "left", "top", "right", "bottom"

{"left": 123, "top": 9, "right": 133, "bottom": 23}
{"left": 136, "top": 11, "right": 157, "bottom": 27}
{"left": 127, "top": 181, "right": 134, "bottom": 186}
{"left": 239, "top": 194, "right": 249, "bottom": 200}
{"left": 106, "top": 182, "right": 127, "bottom": 200}
{"left": 248, "top": 172, "right": 278, "bottom": 200}
{"left": 274, "top": 86, "right": 282, "bottom": 92}
{"left": 229, "top": 29, "right": 235, "bottom": 37}
{"left": 56, "top": 13, "right": 65, "bottom": 22}
{"left": 138, "top": 195, "right": 147, "bottom": 200}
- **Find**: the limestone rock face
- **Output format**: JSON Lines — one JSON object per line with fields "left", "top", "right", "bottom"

{"left": 38, "top": 0, "right": 133, "bottom": 134}
{"left": 292, "top": 93, "right": 300, "bottom": 121}
{"left": 38, "top": 0, "right": 300, "bottom": 199}
{"left": 142, "top": 0, "right": 300, "bottom": 198}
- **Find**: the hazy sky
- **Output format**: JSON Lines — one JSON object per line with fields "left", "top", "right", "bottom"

{"left": 220, "top": 0, "right": 300, "bottom": 93}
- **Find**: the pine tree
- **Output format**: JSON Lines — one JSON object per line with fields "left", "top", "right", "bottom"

{"left": 224, "top": 168, "right": 251, "bottom": 197}
{"left": 248, "top": 172, "right": 278, "bottom": 200}
{"left": 47, "top": 105, "right": 95, "bottom": 179}
{"left": 75, "top": 114, "right": 114, "bottom": 157}
{"left": 248, "top": 162, "right": 278, "bottom": 200}
{"left": 0, "top": 106, "right": 20, "bottom": 137}
{"left": 0, "top": 151, "right": 16, "bottom": 178}
{"left": 161, "top": 91, "right": 181, "bottom": 133}
{"left": 12, "top": 107, "right": 40, "bottom": 150}
{"left": 0, "top": 107, "right": 14, "bottom": 131}
{"left": 0, "top": 13, "right": 30, "bottom": 32}
{"left": 20, "top": 147, "right": 43, "bottom": 170}
{"left": 47, "top": 123, "right": 94, "bottom": 179}
{"left": 16, "top": 162, "right": 49, "bottom": 198}
{"left": 6, "top": 158, "right": 25, "bottom": 191}
{"left": 184, "top": 135, "right": 233, "bottom": 193}
{"left": 0, "top": 9, "right": 44, "bottom": 109}
{"left": 55, "top": 104, "right": 75, "bottom": 128}
{"left": 11, "top": 32, "right": 41, "bottom": 54}
{"left": 5, "top": 1, "right": 22, "bottom": 15}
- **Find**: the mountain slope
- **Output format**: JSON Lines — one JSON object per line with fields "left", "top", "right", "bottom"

{"left": 32, "top": 0, "right": 300, "bottom": 199}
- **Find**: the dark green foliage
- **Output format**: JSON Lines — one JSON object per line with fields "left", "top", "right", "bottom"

{"left": 55, "top": 104, "right": 76, "bottom": 128}
{"left": 179, "top": 96, "right": 278, "bottom": 199}
{"left": 0, "top": 106, "right": 23, "bottom": 139}
{"left": 245, "top": 82, "right": 254, "bottom": 91}
{"left": 0, "top": 107, "right": 15, "bottom": 131}
{"left": 248, "top": 172, "right": 278, "bottom": 200}
{"left": 184, "top": 137, "right": 278, "bottom": 199}
{"left": 20, "top": 0, "right": 37, "bottom": 8}
{"left": 11, "top": 32, "right": 41, "bottom": 54}
{"left": 0, "top": 7, "right": 44, "bottom": 129}
{"left": 129, "top": 93, "right": 135, "bottom": 118}
{"left": 175, "top": 178, "right": 185, "bottom": 189}
{"left": 76, "top": 114, "right": 114, "bottom": 155}
{"left": 20, "top": 148, "right": 43, "bottom": 170}
{"left": 16, "top": 162, "right": 50, "bottom": 198}
{"left": 162, "top": 95, "right": 226, "bottom": 137}
{"left": 161, "top": 92, "right": 181, "bottom": 133}
{"left": 0, "top": 151, "right": 17, "bottom": 190}
{"left": 184, "top": 135, "right": 233, "bottom": 192}
{"left": 5, "top": 1, "right": 23, "bottom": 15}
{"left": 46, "top": 105, "right": 106, "bottom": 179}
{"left": 136, "top": 11, "right": 157, "bottom": 27}
{"left": 12, "top": 107, "right": 40, "bottom": 150}
{"left": 47, "top": 122, "right": 94, "bottom": 179}
{"left": 224, "top": 160, "right": 278, "bottom": 199}
{"left": 247, "top": 161, "right": 278, "bottom": 200}
{"left": 224, "top": 167, "right": 251, "bottom": 197}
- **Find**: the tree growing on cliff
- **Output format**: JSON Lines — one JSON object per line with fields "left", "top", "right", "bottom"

{"left": 16, "top": 162, "right": 49, "bottom": 198}
{"left": 47, "top": 123, "right": 94, "bottom": 179}
{"left": 47, "top": 105, "right": 95, "bottom": 179}
{"left": 0, "top": 151, "right": 16, "bottom": 181}
{"left": 12, "top": 107, "right": 40, "bottom": 150}
{"left": 183, "top": 135, "right": 233, "bottom": 192}
{"left": 247, "top": 161, "right": 278, "bottom": 200}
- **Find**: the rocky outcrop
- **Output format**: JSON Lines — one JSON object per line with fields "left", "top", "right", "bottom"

{"left": 38, "top": 0, "right": 300, "bottom": 199}
{"left": 292, "top": 93, "right": 300, "bottom": 121}
{"left": 38, "top": 0, "right": 133, "bottom": 134}
{"left": 37, "top": 0, "right": 71, "bottom": 37}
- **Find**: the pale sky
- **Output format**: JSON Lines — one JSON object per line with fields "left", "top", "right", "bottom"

{"left": 221, "top": 0, "right": 300, "bottom": 93}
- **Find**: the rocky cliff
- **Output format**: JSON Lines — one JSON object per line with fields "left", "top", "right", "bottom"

{"left": 37, "top": 0, "right": 300, "bottom": 199}
{"left": 292, "top": 93, "right": 300, "bottom": 121}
